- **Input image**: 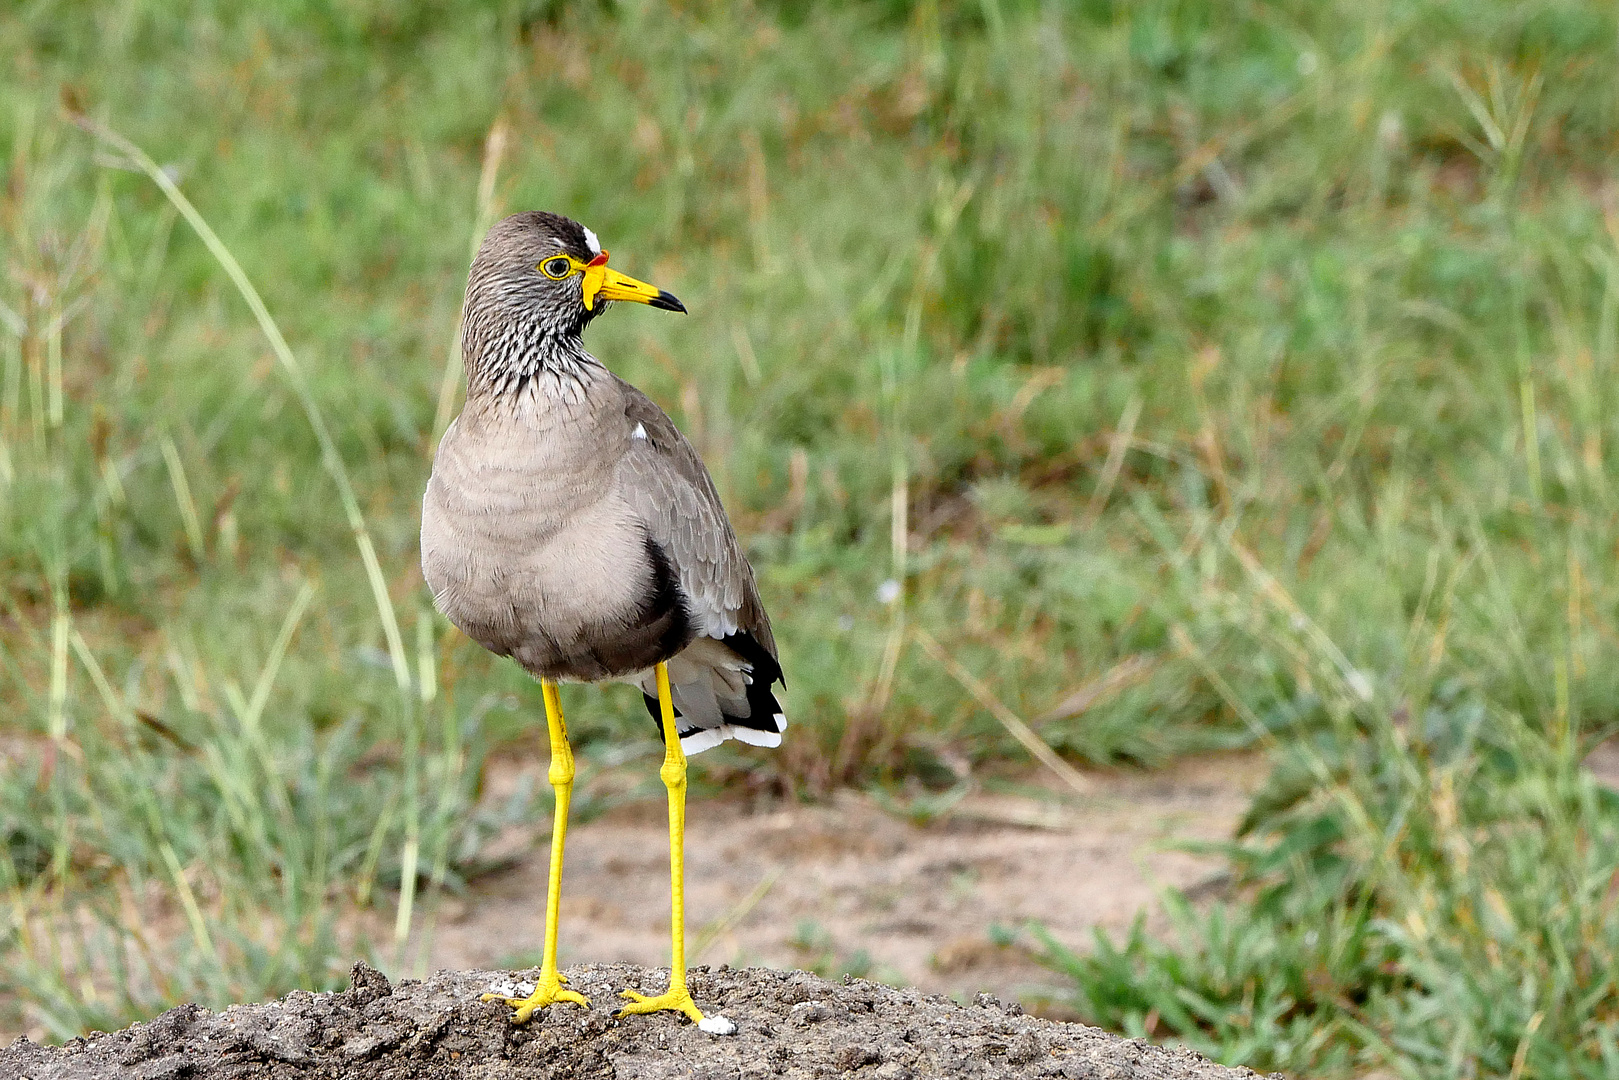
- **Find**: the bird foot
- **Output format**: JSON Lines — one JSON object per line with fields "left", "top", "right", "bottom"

{"left": 482, "top": 972, "right": 589, "bottom": 1023}
{"left": 616, "top": 985, "right": 734, "bottom": 1033}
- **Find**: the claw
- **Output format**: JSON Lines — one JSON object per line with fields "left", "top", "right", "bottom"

{"left": 482, "top": 973, "right": 590, "bottom": 1023}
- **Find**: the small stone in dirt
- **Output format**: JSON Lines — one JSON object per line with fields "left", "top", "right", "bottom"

{"left": 132, "top": 1054, "right": 190, "bottom": 1080}
{"left": 339, "top": 1033, "right": 393, "bottom": 1062}
{"left": 234, "top": 1013, "right": 316, "bottom": 1065}
{"left": 833, "top": 1043, "right": 882, "bottom": 1070}
{"left": 346, "top": 962, "right": 393, "bottom": 1006}
{"left": 1007, "top": 1032, "right": 1043, "bottom": 1064}
{"left": 790, "top": 1002, "right": 836, "bottom": 1025}
{"left": 840, "top": 986, "right": 877, "bottom": 1013}
{"left": 778, "top": 975, "right": 817, "bottom": 1005}
{"left": 1061, "top": 1057, "right": 1100, "bottom": 1080}
{"left": 1062, "top": 1053, "right": 1143, "bottom": 1080}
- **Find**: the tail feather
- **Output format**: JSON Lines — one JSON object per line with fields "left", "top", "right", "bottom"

{"left": 638, "top": 631, "right": 786, "bottom": 754}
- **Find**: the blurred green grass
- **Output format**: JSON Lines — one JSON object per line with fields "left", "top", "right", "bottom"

{"left": 3, "top": 0, "right": 1619, "bottom": 1073}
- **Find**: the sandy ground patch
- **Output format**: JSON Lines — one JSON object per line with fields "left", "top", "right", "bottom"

{"left": 424, "top": 753, "right": 1268, "bottom": 1010}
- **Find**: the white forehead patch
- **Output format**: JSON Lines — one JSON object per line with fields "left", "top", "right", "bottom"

{"left": 582, "top": 226, "right": 602, "bottom": 256}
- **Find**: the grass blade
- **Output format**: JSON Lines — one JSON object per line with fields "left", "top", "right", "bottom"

{"left": 70, "top": 111, "right": 412, "bottom": 693}
{"left": 158, "top": 432, "right": 206, "bottom": 563}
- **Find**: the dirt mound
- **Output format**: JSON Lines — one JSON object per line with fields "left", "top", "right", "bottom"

{"left": 1, "top": 963, "right": 1278, "bottom": 1079}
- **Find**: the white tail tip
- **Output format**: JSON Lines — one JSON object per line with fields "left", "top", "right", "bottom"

{"left": 729, "top": 726, "right": 782, "bottom": 748}
{"left": 679, "top": 721, "right": 785, "bottom": 754}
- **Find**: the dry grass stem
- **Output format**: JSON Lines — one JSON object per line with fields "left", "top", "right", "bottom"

{"left": 915, "top": 630, "right": 1091, "bottom": 796}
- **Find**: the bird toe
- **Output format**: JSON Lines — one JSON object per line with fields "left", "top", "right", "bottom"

{"left": 614, "top": 985, "right": 707, "bottom": 1025}
{"left": 482, "top": 977, "right": 590, "bottom": 1023}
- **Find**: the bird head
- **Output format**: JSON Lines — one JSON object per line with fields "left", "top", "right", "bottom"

{"left": 466, "top": 211, "right": 686, "bottom": 339}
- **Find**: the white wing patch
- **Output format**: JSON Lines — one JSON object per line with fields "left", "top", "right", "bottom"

{"left": 582, "top": 225, "right": 602, "bottom": 256}
{"left": 632, "top": 422, "right": 648, "bottom": 440}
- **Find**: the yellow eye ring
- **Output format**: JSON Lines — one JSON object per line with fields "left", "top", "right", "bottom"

{"left": 539, "top": 256, "right": 576, "bottom": 279}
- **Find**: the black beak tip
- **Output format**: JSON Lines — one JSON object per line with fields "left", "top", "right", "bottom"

{"left": 651, "top": 291, "right": 687, "bottom": 314}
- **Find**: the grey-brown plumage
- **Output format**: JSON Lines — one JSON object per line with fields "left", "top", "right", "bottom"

{"left": 422, "top": 212, "right": 784, "bottom": 753}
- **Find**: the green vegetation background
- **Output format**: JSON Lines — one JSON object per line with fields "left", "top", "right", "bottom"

{"left": 4, "top": 0, "right": 1619, "bottom": 1075}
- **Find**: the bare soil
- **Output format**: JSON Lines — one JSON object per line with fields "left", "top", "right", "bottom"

{"left": 0, "top": 962, "right": 1281, "bottom": 1079}
{"left": 428, "top": 753, "right": 1266, "bottom": 1010}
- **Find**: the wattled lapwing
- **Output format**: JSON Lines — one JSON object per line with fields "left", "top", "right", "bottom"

{"left": 422, "top": 212, "right": 784, "bottom": 1031}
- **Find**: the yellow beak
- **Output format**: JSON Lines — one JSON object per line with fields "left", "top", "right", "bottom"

{"left": 581, "top": 262, "right": 686, "bottom": 313}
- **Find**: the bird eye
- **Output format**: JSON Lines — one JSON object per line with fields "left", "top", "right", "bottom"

{"left": 540, "top": 256, "right": 574, "bottom": 279}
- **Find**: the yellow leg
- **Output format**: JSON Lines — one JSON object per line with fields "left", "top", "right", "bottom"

{"left": 616, "top": 662, "right": 713, "bottom": 1026}
{"left": 482, "top": 680, "right": 589, "bottom": 1022}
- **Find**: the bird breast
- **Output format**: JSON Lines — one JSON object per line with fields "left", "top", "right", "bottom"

{"left": 421, "top": 389, "right": 685, "bottom": 681}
